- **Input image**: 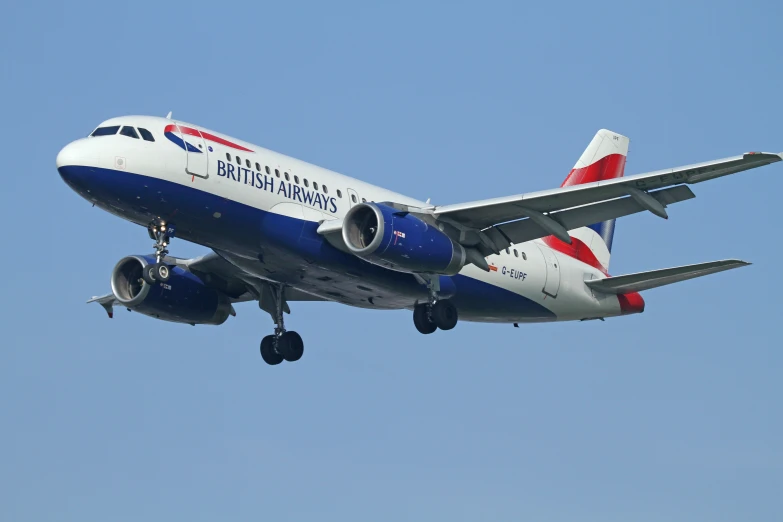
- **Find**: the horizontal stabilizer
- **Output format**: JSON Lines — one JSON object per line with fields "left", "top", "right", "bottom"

{"left": 585, "top": 259, "right": 751, "bottom": 294}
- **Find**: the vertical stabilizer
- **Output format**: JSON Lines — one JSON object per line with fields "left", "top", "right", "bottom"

{"left": 544, "top": 129, "right": 629, "bottom": 273}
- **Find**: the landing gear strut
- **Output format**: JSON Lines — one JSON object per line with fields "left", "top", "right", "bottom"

{"left": 412, "top": 276, "right": 458, "bottom": 334}
{"left": 142, "top": 218, "right": 174, "bottom": 284}
{"left": 260, "top": 284, "right": 305, "bottom": 365}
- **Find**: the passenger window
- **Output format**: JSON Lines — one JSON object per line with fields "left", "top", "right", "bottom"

{"left": 226, "top": 153, "right": 231, "bottom": 161}
{"left": 90, "top": 126, "right": 120, "bottom": 137}
{"left": 505, "top": 248, "right": 510, "bottom": 255}
{"left": 246, "top": 159, "right": 251, "bottom": 168}
{"left": 275, "top": 169, "right": 280, "bottom": 177}
{"left": 255, "top": 162, "right": 260, "bottom": 171}
{"left": 138, "top": 128, "right": 155, "bottom": 142}
{"left": 313, "top": 181, "right": 319, "bottom": 190}
{"left": 294, "top": 175, "right": 299, "bottom": 184}
{"left": 323, "top": 185, "right": 328, "bottom": 194}
{"left": 514, "top": 249, "right": 519, "bottom": 257}
{"left": 284, "top": 172, "right": 290, "bottom": 181}
{"left": 522, "top": 252, "right": 527, "bottom": 261}
{"left": 351, "top": 194, "right": 357, "bottom": 203}
{"left": 362, "top": 198, "right": 366, "bottom": 203}
{"left": 337, "top": 189, "right": 342, "bottom": 198}
{"left": 266, "top": 166, "right": 271, "bottom": 174}
{"left": 304, "top": 179, "right": 309, "bottom": 187}
{"left": 120, "top": 126, "right": 139, "bottom": 139}
{"left": 236, "top": 156, "right": 241, "bottom": 165}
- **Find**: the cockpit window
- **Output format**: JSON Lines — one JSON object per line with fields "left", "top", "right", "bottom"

{"left": 120, "top": 126, "right": 139, "bottom": 139}
{"left": 138, "top": 128, "right": 155, "bottom": 142}
{"left": 90, "top": 125, "right": 120, "bottom": 137}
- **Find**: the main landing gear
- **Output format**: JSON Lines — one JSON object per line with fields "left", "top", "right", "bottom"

{"left": 259, "top": 284, "right": 304, "bottom": 365}
{"left": 412, "top": 276, "right": 458, "bottom": 334}
{"left": 142, "top": 218, "right": 174, "bottom": 284}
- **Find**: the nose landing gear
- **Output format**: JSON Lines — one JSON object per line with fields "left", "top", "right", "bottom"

{"left": 142, "top": 218, "right": 175, "bottom": 284}
{"left": 259, "top": 283, "right": 305, "bottom": 365}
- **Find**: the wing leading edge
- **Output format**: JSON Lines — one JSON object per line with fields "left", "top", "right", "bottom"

{"left": 431, "top": 152, "right": 782, "bottom": 230}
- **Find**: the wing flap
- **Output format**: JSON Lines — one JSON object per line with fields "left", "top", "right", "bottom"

{"left": 484, "top": 185, "right": 695, "bottom": 250}
{"left": 585, "top": 259, "right": 750, "bottom": 294}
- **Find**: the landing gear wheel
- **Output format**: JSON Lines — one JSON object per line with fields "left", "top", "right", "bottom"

{"left": 413, "top": 304, "right": 437, "bottom": 334}
{"left": 431, "top": 300, "right": 458, "bottom": 330}
{"left": 278, "top": 331, "right": 304, "bottom": 362}
{"left": 153, "top": 263, "right": 171, "bottom": 282}
{"left": 260, "top": 335, "right": 284, "bottom": 365}
{"left": 142, "top": 264, "right": 158, "bottom": 285}
{"left": 146, "top": 218, "right": 175, "bottom": 284}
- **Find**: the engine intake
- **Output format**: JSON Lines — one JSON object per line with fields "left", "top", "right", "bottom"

{"left": 111, "top": 256, "right": 232, "bottom": 325}
{"left": 342, "top": 203, "right": 466, "bottom": 275}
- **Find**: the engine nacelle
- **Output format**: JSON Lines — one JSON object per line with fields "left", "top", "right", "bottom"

{"left": 342, "top": 202, "right": 466, "bottom": 275}
{"left": 110, "top": 256, "right": 232, "bottom": 325}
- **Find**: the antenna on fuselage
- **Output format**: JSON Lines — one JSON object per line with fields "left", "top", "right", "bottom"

{"left": 165, "top": 111, "right": 172, "bottom": 119}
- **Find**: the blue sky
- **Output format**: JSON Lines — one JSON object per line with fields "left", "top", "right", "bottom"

{"left": 1, "top": 1, "right": 781, "bottom": 520}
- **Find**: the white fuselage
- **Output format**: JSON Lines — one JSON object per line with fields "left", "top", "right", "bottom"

{"left": 57, "top": 115, "right": 632, "bottom": 323}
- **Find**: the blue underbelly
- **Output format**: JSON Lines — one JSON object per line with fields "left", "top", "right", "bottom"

{"left": 58, "top": 165, "right": 555, "bottom": 321}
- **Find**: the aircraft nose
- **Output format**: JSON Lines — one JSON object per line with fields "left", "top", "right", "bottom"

{"left": 56, "top": 140, "right": 80, "bottom": 170}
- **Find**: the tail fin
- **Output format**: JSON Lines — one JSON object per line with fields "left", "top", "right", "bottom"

{"left": 544, "top": 129, "right": 629, "bottom": 273}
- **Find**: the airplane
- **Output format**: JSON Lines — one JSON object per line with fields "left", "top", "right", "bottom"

{"left": 56, "top": 115, "right": 781, "bottom": 365}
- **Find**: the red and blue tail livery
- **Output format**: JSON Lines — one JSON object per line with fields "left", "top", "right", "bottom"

{"left": 57, "top": 115, "right": 781, "bottom": 366}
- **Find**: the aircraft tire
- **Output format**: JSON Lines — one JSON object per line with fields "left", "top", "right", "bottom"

{"left": 142, "top": 264, "right": 157, "bottom": 285}
{"left": 432, "top": 300, "right": 458, "bottom": 331}
{"left": 413, "top": 304, "right": 437, "bottom": 334}
{"left": 154, "top": 263, "right": 171, "bottom": 282}
{"left": 260, "top": 335, "right": 284, "bottom": 365}
{"left": 278, "top": 331, "right": 304, "bottom": 362}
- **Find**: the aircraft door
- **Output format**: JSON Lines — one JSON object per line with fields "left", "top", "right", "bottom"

{"left": 347, "top": 188, "right": 361, "bottom": 207}
{"left": 536, "top": 243, "right": 561, "bottom": 298}
{"left": 176, "top": 123, "right": 209, "bottom": 179}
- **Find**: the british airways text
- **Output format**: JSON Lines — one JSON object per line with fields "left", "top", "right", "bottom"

{"left": 217, "top": 160, "right": 338, "bottom": 213}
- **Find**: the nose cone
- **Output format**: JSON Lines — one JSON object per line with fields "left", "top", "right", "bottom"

{"left": 57, "top": 140, "right": 82, "bottom": 170}
{"left": 56, "top": 137, "right": 101, "bottom": 197}
{"left": 57, "top": 138, "right": 97, "bottom": 186}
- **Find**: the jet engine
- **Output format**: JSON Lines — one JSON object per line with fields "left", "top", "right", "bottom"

{"left": 110, "top": 256, "right": 233, "bottom": 325}
{"left": 341, "top": 202, "right": 466, "bottom": 275}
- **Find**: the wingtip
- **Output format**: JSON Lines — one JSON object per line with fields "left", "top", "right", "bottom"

{"left": 725, "top": 259, "right": 752, "bottom": 267}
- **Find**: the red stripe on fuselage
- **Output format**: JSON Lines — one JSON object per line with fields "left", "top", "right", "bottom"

{"left": 201, "top": 130, "right": 253, "bottom": 152}
{"left": 561, "top": 153, "right": 626, "bottom": 187}
{"left": 179, "top": 126, "right": 203, "bottom": 138}
{"left": 163, "top": 124, "right": 254, "bottom": 152}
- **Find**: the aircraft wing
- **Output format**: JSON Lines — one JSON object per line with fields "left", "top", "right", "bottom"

{"left": 432, "top": 152, "right": 781, "bottom": 232}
